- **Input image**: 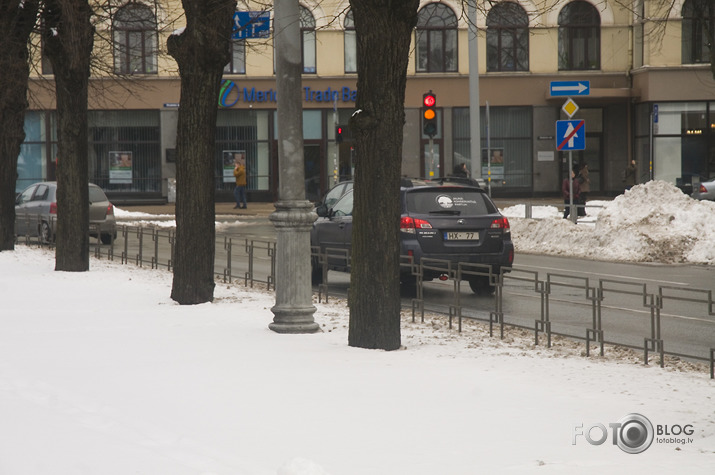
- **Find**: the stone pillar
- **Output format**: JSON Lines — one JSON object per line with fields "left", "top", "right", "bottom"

{"left": 269, "top": 0, "right": 319, "bottom": 334}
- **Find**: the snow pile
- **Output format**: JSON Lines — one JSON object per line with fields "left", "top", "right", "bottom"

{"left": 504, "top": 181, "right": 715, "bottom": 264}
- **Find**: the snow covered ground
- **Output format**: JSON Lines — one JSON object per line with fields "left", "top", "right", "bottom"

{"left": 1, "top": 181, "right": 713, "bottom": 474}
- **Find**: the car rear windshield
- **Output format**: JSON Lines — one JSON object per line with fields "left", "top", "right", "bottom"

{"left": 88, "top": 187, "right": 108, "bottom": 203}
{"left": 405, "top": 189, "right": 497, "bottom": 215}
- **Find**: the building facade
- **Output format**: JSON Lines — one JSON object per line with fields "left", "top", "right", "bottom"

{"left": 19, "top": 0, "right": 715, "bottom": 202}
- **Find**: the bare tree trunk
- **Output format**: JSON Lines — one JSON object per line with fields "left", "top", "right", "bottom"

{"left": 167, "top": 0, "right": 235, "bottom": 304}
{"left": 0, "top": 1, "right": 39, "bottom": 251}
{"left": 43, "top": 0, "right": 94, "bottom": 271}
{"left": 348, "top": 0, "right": 419, "bottom": 350}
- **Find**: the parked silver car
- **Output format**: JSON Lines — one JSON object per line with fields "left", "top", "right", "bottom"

{"left": 692, "top": 178, "right": 715, "bottom": 201}
{"left": 15, "top": 182, "right": 117, "bottom": 244}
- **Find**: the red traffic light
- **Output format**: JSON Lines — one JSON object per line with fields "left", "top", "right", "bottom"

{"left": 422, "top": 91, "right": 437, "bottom": 137}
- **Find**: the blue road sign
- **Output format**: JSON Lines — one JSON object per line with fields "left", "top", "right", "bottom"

{"left": 550, "top": 80, "right": 590, "bottom": 97}
{"left": 556, "top": 120, "right": 586, "bottom": 151}
{"left": 232, "top": 12, "right": 270, "bottom": 39}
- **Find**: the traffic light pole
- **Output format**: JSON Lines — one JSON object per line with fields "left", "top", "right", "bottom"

{"left": 429, "top": 137, "right": 435, "bottom": 178}
{"left": 468, "top": 0, "right": 481, "bottom": 181}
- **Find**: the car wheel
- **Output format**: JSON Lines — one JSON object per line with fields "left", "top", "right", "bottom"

{"left": 39, "top": 222, "right": 52, "bottom": 244}
{"left": 100, "top": 233, "right": 113, "bottom": 245}
{"left": 468, "top": 277, "right": 495, "bottom": 295}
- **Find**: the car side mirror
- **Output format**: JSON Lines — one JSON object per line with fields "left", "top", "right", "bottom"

{"left": 316, "top": 204, "right": 329, "bottom": 217}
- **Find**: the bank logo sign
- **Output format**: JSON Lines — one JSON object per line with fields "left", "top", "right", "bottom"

{"left": 573, "top": 413, "right": 695, "bottom": 454}
{"left": 219, "top": 80, "right": 358, "bottom": 108}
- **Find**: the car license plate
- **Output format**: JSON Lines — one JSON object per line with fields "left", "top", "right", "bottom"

{"left": 444, "top": 231, "right": 478, "bottom": 241}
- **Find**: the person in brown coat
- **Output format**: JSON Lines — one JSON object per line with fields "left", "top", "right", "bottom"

{"left": 233, "top": 154, "right": 247, "bottom": 209}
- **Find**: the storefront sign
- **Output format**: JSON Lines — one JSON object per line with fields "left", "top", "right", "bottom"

{"left": 219, "top": 80, "right": 357, "bottom": 108}
{"left": 304, "top": 86, "right": 357, "bottom": 103}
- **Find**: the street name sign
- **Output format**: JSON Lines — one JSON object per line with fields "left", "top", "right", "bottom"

{"left": 232, "top": 12, "right": 271, "bottom": 39}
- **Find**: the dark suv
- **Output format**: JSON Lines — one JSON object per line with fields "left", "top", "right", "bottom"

{"left": 310, "top": 178, "right": 514, "bottom": 293}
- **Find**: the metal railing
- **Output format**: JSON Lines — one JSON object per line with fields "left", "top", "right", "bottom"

{"left": 16, "top": 223, "right": 715, "bottom": 379}
{"left": 313, "top": 250, "right": 715, "bottom": 379}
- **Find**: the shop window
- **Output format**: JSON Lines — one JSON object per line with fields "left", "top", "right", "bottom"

{"left": 113, "top": 3, "right": 158, "bottom": 75}
{"left": 18, "top": 112, "right": 51, "bottom": 192}
{"left": 558, "top": 1, "right": 600, "bottom": 71}
{"left": 452, "top": 106, "right": 532, "bottom": 189}
{"left": 88, "top": 111, "right": 161, "bottom": 192}
{"left": 217, "top": 110, "right": 271, "bottom": 193}
{"left": 416, "top": 3, "right": 458, "bottom": 73}
{"left": 682, "top": 0, "right": 714, "bottom": 64}
{"left": 344, "top": 10, "right": 357, "bottom": 73}
{"left": 487, "top": 2, "right": 529, "bottom": 72}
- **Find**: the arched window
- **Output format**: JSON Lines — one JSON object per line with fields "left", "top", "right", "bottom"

{"left": 487, "top": 2, "right": 529, "bottom": 72}
{"left": 558, "top": 1, "right": 600, "bottom": 70}
{"left": 344, "top": 10, "right": 356, "bottom": 73}
{"left": 113, "top": 3, "right": 158, "bottom": 75}
{"left": 682, "top": 0, "right": 714, "bottom": 64}
{"left": 416, "top": 3, "right": 458, "bottom": 73}
{"left": 301, "top": 6, "right": 316, "bottom": 74}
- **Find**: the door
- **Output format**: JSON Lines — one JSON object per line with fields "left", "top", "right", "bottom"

{"left": 559, "top": 135, "right": 602, "bottom": 192}
{"left": 14, "top": 185, "right": 38, "bottom": 236}
{"left": 312, "top": 190, "right": 353, "bottom": 270}
{"left": 304, "top": 142, "right": 322, "bottom": 202}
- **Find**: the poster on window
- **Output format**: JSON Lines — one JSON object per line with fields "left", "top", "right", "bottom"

{"left": 223, "top": 150, "right": 246, "bottom": 183}
{"left": 481, "top": 148, "right": 504, "bottom": 181}
{"left": 109, "top": 151, "right": 133, "bottom": 184}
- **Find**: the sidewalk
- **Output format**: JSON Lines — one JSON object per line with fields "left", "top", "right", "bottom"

{"left": 117, "top": 201, "right": 277, "bottom": 217}
{"left": 117, "top": 196, "right": 594, "bottom": 217}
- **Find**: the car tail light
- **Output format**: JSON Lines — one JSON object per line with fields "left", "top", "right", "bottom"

{"left": 699, "top": 184, "right": 708, "bottom": 193}
{"left": 490, "top": 217, "right": 510, "bottom": 230}
{"left": 400, "top": 216, "right": 432, "bottom": 233}
{"left": 107, "top": 203, "right": 114, "bottom": 216}
{"left": 49, "top": 202, "right": 57, "bottom": 214}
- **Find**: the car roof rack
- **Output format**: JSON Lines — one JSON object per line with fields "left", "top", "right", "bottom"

{"left": 434, "top": 176, "right": 483, "bottom": 188}
{"left": 400, "top": 177, "right": 415, "bottom": 188}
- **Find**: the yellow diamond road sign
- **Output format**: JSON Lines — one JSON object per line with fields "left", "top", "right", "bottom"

{"left": 562, "top": 98, "right": 579, "bottom": 118}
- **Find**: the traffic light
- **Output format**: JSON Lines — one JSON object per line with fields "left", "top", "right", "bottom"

{"left": 336, "top": 125, "right": 344, "bottom": 143}
{"left": 422, "top": 91, "right": 437, "bottom": 137}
